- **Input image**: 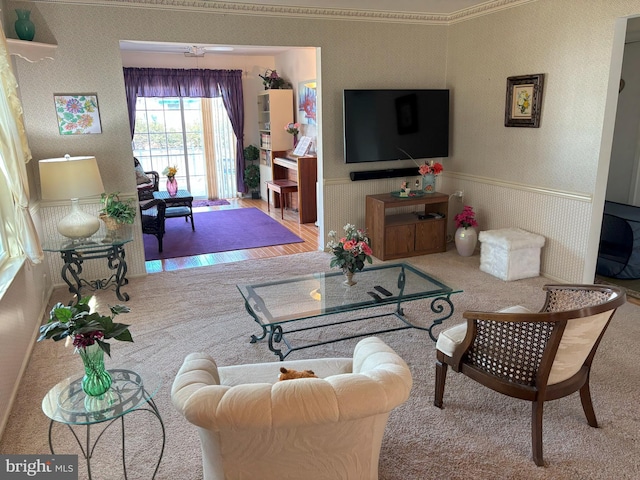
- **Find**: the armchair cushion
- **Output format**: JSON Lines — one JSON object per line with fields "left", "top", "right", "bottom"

{"left": 134, "top": 162, "right": 151, "bottom": 185}
{"left": 134, "top": 157, "right": 159, "bottom": 201}
{"left": 436, "top": 305, "right": 532, "bottom": 357}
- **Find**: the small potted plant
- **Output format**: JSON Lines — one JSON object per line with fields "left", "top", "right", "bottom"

{"left": 243, "top": 145, "right": 261, "bottom": 199}
{"left": 100, "top": 192, "right": 136, "bottom": 230}
{"left": 258, "top": 69, "right": 291, "bottom": 90}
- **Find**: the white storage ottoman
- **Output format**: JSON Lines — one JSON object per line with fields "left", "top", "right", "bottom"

{"left": 479, "top": 228, "right": 545, "bottom": 281}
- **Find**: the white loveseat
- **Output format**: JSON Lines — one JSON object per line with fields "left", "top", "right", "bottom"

{"left": 171, "top": 337, "right": 413, "bottom": 480}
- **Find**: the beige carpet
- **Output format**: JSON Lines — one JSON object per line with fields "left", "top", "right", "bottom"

{"left": 2, "top": 248, "right": 639, "bottom": 479}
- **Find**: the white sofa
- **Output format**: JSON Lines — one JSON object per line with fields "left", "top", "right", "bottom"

{"left": 171, "top": 337, "right": 413, "bottom": 480}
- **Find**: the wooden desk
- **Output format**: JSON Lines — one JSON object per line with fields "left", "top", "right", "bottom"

{"left": 272, "top": 151, "right": 317, "bottom": 224}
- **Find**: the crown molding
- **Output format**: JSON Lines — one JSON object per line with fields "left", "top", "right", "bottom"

{"left": 31, "top": 0, "right": 535, "bottom": 25}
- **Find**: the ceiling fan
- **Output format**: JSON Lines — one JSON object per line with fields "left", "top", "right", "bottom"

{"left": 184, "top": 45, "right": 234, "bottom": 57}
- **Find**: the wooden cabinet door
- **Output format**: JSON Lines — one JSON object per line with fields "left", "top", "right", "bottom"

{"left": 415, "top": 221, "right": 446, "bottom": 253}
{"left": 384, "top": 224, "right": 415, "bottom": 257}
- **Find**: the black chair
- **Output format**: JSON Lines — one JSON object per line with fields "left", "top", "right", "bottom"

{"left": 135, "top": 157, "right": 160, "bottom": 201}
{"left": 140, "top": 199, "right": 166, "bottom": 252}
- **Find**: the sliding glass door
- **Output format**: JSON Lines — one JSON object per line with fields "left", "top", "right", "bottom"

{"left": 133, "top": 96, "right": 236, "bottom": 199}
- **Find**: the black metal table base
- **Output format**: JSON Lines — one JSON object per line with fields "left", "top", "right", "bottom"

{"left": 48, "top": 395, "right": 165, "bottom": 480}
{"left": 248, "top": 294, "right": 455, "bottom": 360}
{"left": 60, "top": 244, "right": 129, "bottom": 302}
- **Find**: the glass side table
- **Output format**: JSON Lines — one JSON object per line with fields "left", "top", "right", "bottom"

{"left": 42, "top": 368, "right": 165, "bottom": 480}
{"left": 42, "top": 226, "right": 133, "bottom": 303}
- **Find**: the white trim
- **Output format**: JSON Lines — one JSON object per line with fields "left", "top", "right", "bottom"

{"left": 448, "top": 0, "right": 537, "bottom": 24}
{"left": 324, "top": 171, "right": 592, "bottom": 203}
{"left": 30, "top": 0, "right": 533, "bottom": 25}
{"left": 6, "top": 39, "right": 57, "bottom": 63}
{"left": 444, "top": 172, "right": 592, "bottom": 203}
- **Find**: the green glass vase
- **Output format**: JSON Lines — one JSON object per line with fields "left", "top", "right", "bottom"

{"left": 78, "top": 344, "right": 112, "bottom": 397}
{"left": 14, "top": 9, "right": 35, "bottom": 42}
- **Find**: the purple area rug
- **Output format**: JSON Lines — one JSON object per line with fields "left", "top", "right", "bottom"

{"left": 143, "top": 207, "right": 303, "bottom": 260}
{"left": 192, "top": 199, "right": 230, "bottom": 207}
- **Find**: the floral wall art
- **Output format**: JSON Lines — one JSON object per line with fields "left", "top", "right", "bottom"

{"left": 504, "top": 74, "right": 545, "bottom": 128}
{"left": 54, "top": 94, "right": 102, "bottom": 134}
{"left": 298, "top": 80, "right": 317, "bottom": 125}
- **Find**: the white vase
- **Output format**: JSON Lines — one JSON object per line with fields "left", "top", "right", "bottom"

{"left": 455, "top": 227, "right": 477, "bottom": 256}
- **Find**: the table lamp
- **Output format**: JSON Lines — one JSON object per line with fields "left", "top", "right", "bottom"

{"left": 39, "top": 154, "right": 105, "bottom": 241}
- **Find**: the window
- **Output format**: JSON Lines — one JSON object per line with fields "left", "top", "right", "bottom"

{"left": 132, "top": 96, "right": 237, "bottom": 199}
{"left": 0, "top": 154, "right": 10, "bottom": 266}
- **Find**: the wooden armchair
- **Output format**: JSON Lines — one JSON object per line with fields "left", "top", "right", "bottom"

{"left": 434, "top": 284, "right": 625, "bottom": 466}
{"left": 140, "top": 199, "right": 166, "bottom": 253}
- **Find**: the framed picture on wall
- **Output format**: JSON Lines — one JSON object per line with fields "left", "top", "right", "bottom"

{"left": 297, "top": 80, "right": 317, "bottom": 125}
{"left": 54, "top": 93, "right": 102, "bottom": 134}
{"left": 504, "top": 74, "right": 545, "bottom": 128}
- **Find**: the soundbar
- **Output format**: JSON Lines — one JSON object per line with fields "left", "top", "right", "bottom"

{"left": 350, "top": 167, "right": 419, "bottom": 181}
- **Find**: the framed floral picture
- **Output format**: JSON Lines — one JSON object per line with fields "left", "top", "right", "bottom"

{"left": 504, "top": 74, "right": 545, "bottom": 128}
{"left": 54, "top": 93, "right": 102, "bottom": 134}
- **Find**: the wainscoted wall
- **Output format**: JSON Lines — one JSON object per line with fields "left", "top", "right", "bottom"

{"left": 324, "top": 173, "right": 591, "bottom": 283}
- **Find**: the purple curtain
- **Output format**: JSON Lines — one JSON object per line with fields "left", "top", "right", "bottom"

{"left": 123, "top": 68, "right": 247, "bottom": 192}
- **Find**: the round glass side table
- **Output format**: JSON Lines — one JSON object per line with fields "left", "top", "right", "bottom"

{"left": 42, "top": 368, "right": 165, "bottom": 480}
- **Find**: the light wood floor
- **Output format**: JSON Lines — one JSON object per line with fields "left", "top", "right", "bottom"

{"left": 145, "top": 197, "right": 320, "bottom": 273}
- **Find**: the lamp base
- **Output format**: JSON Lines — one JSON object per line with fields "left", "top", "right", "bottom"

{"left": 57, "top": 198, "right": 100, "bottom": 240}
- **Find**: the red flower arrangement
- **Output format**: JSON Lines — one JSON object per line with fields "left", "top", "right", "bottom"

{"left": 454, "top": 205, "right": 478, "bottom": 229}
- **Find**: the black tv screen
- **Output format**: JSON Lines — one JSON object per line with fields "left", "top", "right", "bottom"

{"left": 343, "top": 89, "right": 449, "bottom": 164}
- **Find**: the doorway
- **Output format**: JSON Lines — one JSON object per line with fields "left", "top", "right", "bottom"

{"left": 595, "top": 16, "right": 640, "bottom": 298}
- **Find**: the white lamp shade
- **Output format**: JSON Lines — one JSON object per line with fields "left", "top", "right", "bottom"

{"left": 39, "top": 155, "right": 105, "bottom": 240}
{"left": 39, "top": 155, "right": 104, "bottom": 200}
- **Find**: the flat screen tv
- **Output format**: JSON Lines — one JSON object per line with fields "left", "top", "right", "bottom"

{"left": 343, "top": 89, "right": 449, "bottom": 164}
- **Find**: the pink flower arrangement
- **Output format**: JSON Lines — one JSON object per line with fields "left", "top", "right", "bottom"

{"left": 454, "top": 205, "right": 478, "bottom": 229}
{"left": 418, "top": 160, "right": 444, "bottom": 176}
{"left": 326, "top": 224, "right": 373, "bottom": 273}
{"left": 285, "top": 122, "right": 300, "bottom": 135}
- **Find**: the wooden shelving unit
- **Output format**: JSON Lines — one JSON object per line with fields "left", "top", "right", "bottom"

{"left": 257, "top": 90, "right": 294, "bottom": 166}
{"left": 365, "top": 192, "right": 449, "bottom": 260}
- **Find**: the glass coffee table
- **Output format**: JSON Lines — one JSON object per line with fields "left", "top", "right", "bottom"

{"left": 237, "top": 263, "right": 461, "bottom": 360}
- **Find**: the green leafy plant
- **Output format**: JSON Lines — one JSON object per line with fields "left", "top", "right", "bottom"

{"left": 38, "top": 296, "right": 133, "bottom": 357}
{"left": 243, "top": 145, "right": 261, "bottom": 198}
{"left": 100, "top": 192, "right": 136, "bottom": 224}
{"left": 258, "top": 69, "right": 291, "bottom": 90}
{"left": 243, "top": 144, "right": 260, "bottom": 163}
